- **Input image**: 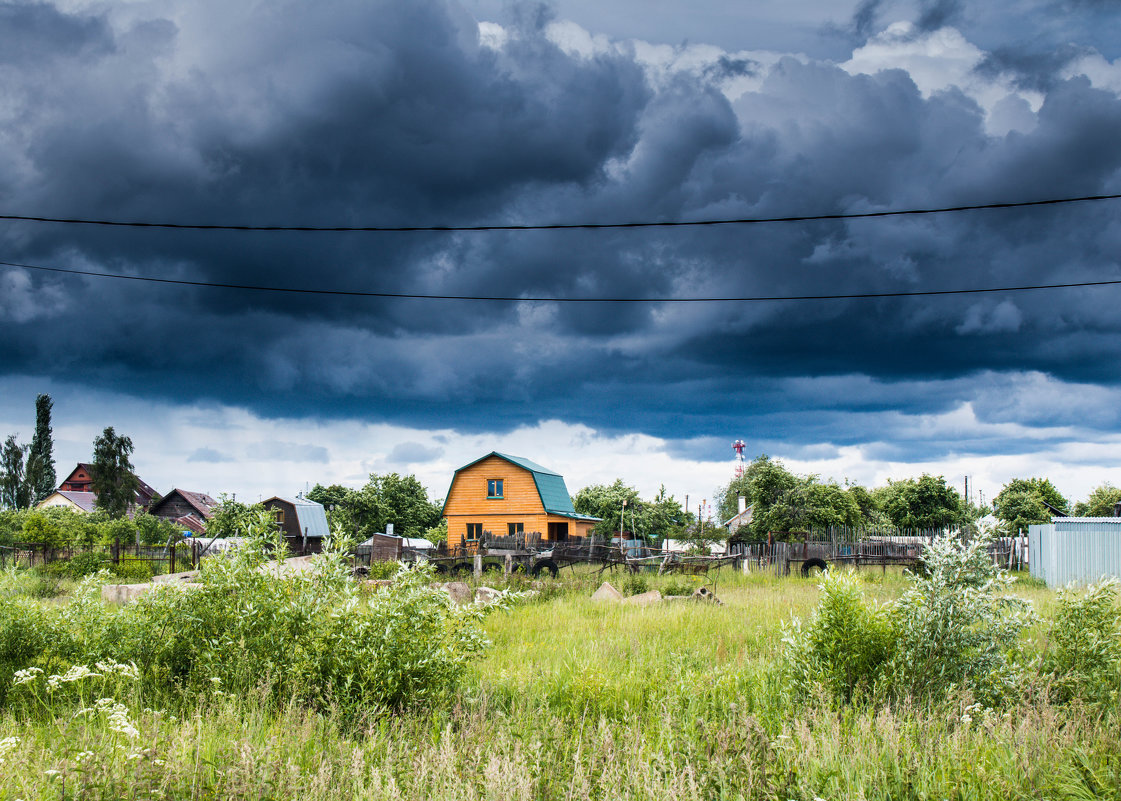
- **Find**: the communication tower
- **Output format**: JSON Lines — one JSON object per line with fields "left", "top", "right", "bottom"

{"left": 732, "top": 439, "right": 747, "bottom": 478}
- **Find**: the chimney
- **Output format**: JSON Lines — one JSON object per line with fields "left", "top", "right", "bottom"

{"left": 738, "top": 495, "right": 747, "bottom": 515}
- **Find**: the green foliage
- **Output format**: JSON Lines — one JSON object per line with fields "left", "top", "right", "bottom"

{"left": 992, "top": 488, "right": 1050, "bottom": 535}
{"left": 1042, "top": 579, "right": 1121, "bottom": 707}
{"left": 205, "top": 494, "right": 265, "bottom": 538}
{"left": 574, "top": 479, "right": 641, "bottom": 537}
{"left": 574, "top": 480, "right": 689, "bottom": 540}
{"left": 0, "top": 519, "right": 496, "bottom": 717}
{"left": 1072, "top": 483, "right": 1121, "bottom": 517}
{"left": 424, "top": 517, "right": 448, "bottom": 544}
{"left": 366, "top": 560, "right": 401, "bottom": 580}
{"left": 0, "top": 435, "right": 31, "bottom": 510}
{"left": 621, "top": 573, "right": 649, "bottom": 596}
{"left": 887, "top": 536, "right": 1033, "bottom": 704}
{"left": 310, "top": 474, "right": 441, "bottom": 540}
{"left": 783, "top": 570, "right": 893, "bottom": 704}
{"left": 90, "top": 427, "right": 140, "bottom": 519}
{"left": 716, "top": 456, "right": 865, "bottom": 541}
{"left": 783, "top": 537, "right": 1034, "bottom": 707}
{"left": 877, "top": 474, "right": 964, "bottom": 530}
{"left": 996, "top": 477, "right": 1068, "bottom": 514}
{"left": 40, "top": 552, "right": 111, "bottom": 579}
{"left": 25, "top": 394, "right": 56, "bottom": 507}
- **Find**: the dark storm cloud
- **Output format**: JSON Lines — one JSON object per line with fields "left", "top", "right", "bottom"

{"left": 2, "top": 0, "right": 1121, "bottom": 465}
{"left": 974, "top": 43, "right": 1093, "bottom": 91}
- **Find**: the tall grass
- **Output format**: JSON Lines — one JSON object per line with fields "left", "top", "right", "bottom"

{"left": 1, "top": 555, "right": 1119, "bottom": 799}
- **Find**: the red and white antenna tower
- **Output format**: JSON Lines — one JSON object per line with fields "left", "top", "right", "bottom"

{"left": 732, "top": 439, "right": 747, "bottom": 478}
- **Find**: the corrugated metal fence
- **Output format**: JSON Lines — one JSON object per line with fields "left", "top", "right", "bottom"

{"left": 1029, "top": 518, "right": 1121, "bottom": 586}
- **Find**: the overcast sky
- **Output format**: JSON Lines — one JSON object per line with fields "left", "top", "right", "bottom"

{"left": 1, "top": 0, "right": 1120, "bottom": 514}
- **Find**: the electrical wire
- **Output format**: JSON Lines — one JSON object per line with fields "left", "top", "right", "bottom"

{"left": 3, "top": 258, "right": 1119, "bottom": 303}
{"left": 0, "top": 193, "right": 1118, "bottom": 232}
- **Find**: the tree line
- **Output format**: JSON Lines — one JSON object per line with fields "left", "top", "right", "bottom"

{"left": 713, "top": 454, "right": 1121, "bottom": 541}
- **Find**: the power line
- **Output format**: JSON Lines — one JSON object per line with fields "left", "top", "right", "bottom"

{"left": 0, "top": 193, "right": 1118, "bottom": 232}
{"left": 3, "top": 258, "right": 1120, "bottom": 303}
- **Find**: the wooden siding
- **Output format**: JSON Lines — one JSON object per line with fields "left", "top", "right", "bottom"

{"left": 443, "top": 456, "right": 594, "bottom": 544}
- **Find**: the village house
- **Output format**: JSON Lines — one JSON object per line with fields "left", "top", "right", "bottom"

{"left": 54, "top": 463, "right": 160, "bottom": 510}
{"left": 262, "top": 495, "right": 330, "bottom": 553}
{"left": 441, "top": 452, "right": 600, "bottom": 548}
{"left": 149, "top": 489, "right": 219, "bottom": 534}
{"left": 36, "top": 489, "right": 99, "bottom": 513}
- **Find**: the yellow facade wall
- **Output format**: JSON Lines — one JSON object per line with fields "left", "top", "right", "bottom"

{"left": 443, "top": 455, "right": 595, "bottom": 545}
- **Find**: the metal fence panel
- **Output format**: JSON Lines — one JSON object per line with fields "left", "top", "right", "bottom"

{"left": 1029, "top": 520, "right": 1121, "bottom": 586}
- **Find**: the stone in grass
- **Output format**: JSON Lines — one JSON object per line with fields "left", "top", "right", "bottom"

{"left": 475, "top": 586, "right": 503, "bottom": 604}
{"left": 622, "top": 589, "right": 663, "bottom": 606}
{"left": 591, "top": 581, "right": 624, "bottom": 602}
{"left": 436, "top": 581, "right": 473, "bottom": 606}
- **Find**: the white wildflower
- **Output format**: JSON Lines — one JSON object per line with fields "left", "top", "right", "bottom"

{"left": 46, "top": 665, "right": 100, "bottom": 691}
{"left": 43, "top": 769, "right": 61, "bottom": 777}
{"left": 94, "top": 659, "right": 139, "bottom": 680}
{"left": 11, "top": 667, "right": 43, "bottom": 686}
{"left": 75, "top": 751, "right": 95, "bottom": 764}
{"left": 0, "top": 736, "right": 20, "bottom": 766}
{"left": 106, "top": 704, "right": 140, "bottom": 739}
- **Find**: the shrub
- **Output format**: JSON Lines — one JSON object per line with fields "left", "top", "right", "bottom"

{"left": 886, "top": 536, "right": 1034, "bottom": 705}
{"left": 782, "top": 570, "right": 893, "bottom": 705}
{"left": 367, "top": 560, "right": 401, "bottom": 580}
{"left": 622, "top": 573, "right": 649, "bottom": 596}
{"left": 1042, "top": 578, "right": 1121, "bottom": 707}
{"left": 0, "top": 516, "right": 499, "bottom": 717}
{"left": 782, "top": 536, "right": 1034, "bottom": 707}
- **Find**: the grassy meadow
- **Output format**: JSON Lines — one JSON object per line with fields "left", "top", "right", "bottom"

{"left": 0, "top": 561, "right": 1118, "bottom": 800}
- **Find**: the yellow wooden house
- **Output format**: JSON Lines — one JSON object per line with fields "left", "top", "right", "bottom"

{"left": 442, "top": 452, "right": 600, "bottom": 547}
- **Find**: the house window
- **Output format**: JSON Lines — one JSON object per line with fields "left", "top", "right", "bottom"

{"left": 274, "top": 509, "right": 285, "bottom": 525}
{"left": 466, "top": 523, "right": 483, "bottom": 541}
{"left": 508, "top": 522, "right": 524, "bottom": 536}
{"left": 487, "top": 479, "right": 503, "bottom": 499}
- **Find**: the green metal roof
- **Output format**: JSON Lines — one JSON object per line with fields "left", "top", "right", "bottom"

{"left": 443, "top": 452, "right": 601, "bottom": 520}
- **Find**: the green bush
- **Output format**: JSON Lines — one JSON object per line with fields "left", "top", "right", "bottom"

{"left": 0, "top": 515, "right": 499, "bottom": 717}
{"left": 109, "top": 560, "right": 159, "bottom": 581}
{"left": 887, "top": 537, "right": 1034, "bottom": 705}
{"left": 782, "top": 570, "right": 893, "bottom": 704}
{"left": 782, "top": 537, "right": 1034, "bottom": 707}
{"left": 1042, "top": 579, "right": 1121, "bottom": 707}
{"left": 366, "top": 560, "right": 401, "bottom": 580}
{"left": 622, "top": 573, "right": 649, "bottom": 596}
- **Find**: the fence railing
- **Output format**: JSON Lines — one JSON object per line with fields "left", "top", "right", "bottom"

{"left": 0, "top": 539, "right": 196, "bottom": 576}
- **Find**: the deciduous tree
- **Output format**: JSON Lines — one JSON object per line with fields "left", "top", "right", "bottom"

{"left": 89, "top": 427, "right": 140, "bottom": 519}
{"left": 1073, "top": 484, "right": 1121, "bottom": 517}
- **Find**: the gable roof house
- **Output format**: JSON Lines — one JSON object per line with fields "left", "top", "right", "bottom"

{"left": 442, "top": 452, "right": 600, "bottom": 548}
{"left": 37, "top": 490, "right": 99, "bottom": 513}
{"left": 149, "top": 489, "right": 219, "bottom": 535}
{"left": 56, "top": 463, "right": 160, "bottom": 510}
{"left": 262, "top": 496, "right": 330, "bottom": 553}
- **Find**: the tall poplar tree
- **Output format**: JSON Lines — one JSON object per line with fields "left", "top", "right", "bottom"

{"left": 0, "top": 435, "right": 31, "bottom": 510}
{"left": 90, "top": 427, "right": 140, "bottom": 518}
{"left": 24, "top": 394, "right": 56, "bottom": 505}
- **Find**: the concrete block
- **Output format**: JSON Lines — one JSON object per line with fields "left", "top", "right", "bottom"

{"left": 591, "top": 581, "right": 623, "bottom": 601}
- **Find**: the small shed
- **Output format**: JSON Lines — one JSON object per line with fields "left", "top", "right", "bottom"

{"left": 1028, "top": 517, "right": 1121, "bottom": 586}
{"left": 262, "top": 496, "right": 330, "bottom": 553}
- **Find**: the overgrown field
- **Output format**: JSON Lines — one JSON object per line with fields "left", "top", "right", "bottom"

{"left": 0, "top": 538, "right": 1119, "bottom": 800}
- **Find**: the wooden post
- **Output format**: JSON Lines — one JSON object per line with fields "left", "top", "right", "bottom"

{"left": 504, "top": 554, "right": 513, "bottom": 575}
{"left": 113, "top": 537, "right": 120, "bottom": 567}
{"left": 169, "top": 542, "right": 175, "bottom": 575}
{"left": 473, "top": 553, "right": 482, "bottom": 578}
